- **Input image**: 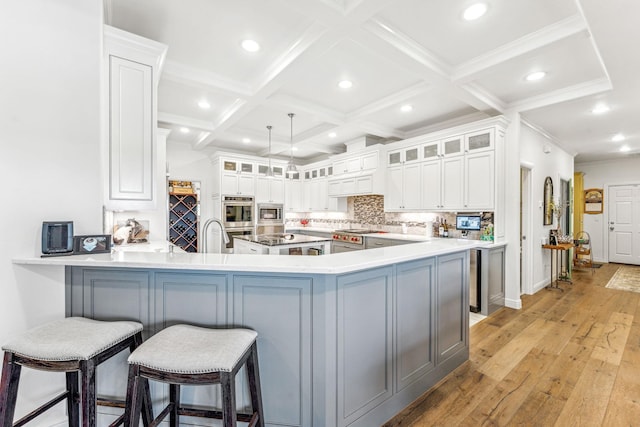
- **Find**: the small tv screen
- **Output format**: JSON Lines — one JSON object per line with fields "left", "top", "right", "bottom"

{"left": 456, "top": 215, "right": 481, "bottom": 231}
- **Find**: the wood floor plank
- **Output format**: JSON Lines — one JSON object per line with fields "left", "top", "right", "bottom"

{"left": 477, "top": 318, "right": 556, "bottom": 381}
{"left": 553, "top": 358, "right": 618, "bottom": 427}
{"left": 590, "top": 311, "right": 633, "bottom": 365}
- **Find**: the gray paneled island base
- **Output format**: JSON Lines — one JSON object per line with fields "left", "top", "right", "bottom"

{"left": 16, "top": 240, "right": 478, "bottom": 426}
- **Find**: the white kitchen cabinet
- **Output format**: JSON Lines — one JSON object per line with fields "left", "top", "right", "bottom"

{"left": 255, "top": 176, "right": 285, "bottom": 203}
{"left": 333, "top": 150, "right": 379, "bottom": 175}
{"left": 421, "top": 160, "right": 442, "bottom": 210}
{"left": 220, "top": 159, "right": 254, "bottom": 196}
{"left": 441, "top": 156, "right": 464, "bottom": 210}
{"left": 285, "top": 177, "right": 303, "bottom": 211}
{"left": 465, "top": 128, "right": 494, "bottom": 153}
{"left": 464, "top": 150, "right": 494, "bottom": 210}
{"left": 103, "top": 26, "right": 167, "bottom": 210}
{"left": 385, "top": 163, "right": 421, "bottom": 211}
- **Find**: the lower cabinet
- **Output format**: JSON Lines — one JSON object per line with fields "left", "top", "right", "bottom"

{"left": 436, "top": 252, "right": 468, "bottom": 363}
{"left": 66, "top": 252, "right": 468, "bottom": 427}
{"left": 479, "top": 245, "right": 506, "bottom": 315}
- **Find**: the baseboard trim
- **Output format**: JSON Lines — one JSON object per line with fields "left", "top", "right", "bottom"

{"left": 505, "top": 297, "right": 522, "bottom": 309}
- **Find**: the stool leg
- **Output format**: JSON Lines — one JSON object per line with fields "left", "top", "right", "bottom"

{"left": 169, "top": 383, "right": 180, "bottom": 427}
{"left": 220, "top": 372, "right": 236, "bottom": 427}
{"left": 80, "top": 359, "right": 97, "bottom": 427}
{"left": 246, "top": 343, "right": 264, "bottom": 427}
{"left": 125, "top": 365, "right": 144, "bottom": 427}
{"left": 66, "top": 371, "right": 80, "bottom": 427}
{"left": 0, "top": 352, "right": 21, "bottom": 426}
{"left": 130, "top": 332, "right": 153, "bottom": 427}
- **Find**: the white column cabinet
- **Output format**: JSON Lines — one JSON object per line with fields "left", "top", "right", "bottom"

{"left": 385, "top": 146, "right": 421, "bottom": 211}
{"left": 285, "top": 177, "right": 303, "bottom": 212}
{"left": 421, "top": 160, "right": 442, "bottom": 210}
{"left": 103, "top": 26, "right": 167, "bottom": 210}
{"left": 220, "top": 160, "right": 255, "bottom": 196}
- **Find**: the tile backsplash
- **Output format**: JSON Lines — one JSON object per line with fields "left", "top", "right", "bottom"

{"left": 285, "top": 195, "right": 494, "bottom": 238}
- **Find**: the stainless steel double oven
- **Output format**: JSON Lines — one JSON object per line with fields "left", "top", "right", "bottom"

{"left": 221, "top": 195, "right": 254, "bottom": 251}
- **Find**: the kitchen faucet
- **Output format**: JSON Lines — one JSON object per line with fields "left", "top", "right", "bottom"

{"left": 201, "top": 218, "right": 230, "bottom": 253}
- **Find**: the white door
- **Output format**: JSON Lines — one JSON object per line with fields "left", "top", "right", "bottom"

{"left": 608, "top": 185, "right": 640, "bottom": 264}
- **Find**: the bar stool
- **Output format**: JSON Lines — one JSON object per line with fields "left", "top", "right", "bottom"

{"left": 124, "top": 324, "right": 264, "bottom": 427}
{"left": 0, "top": 317, "right": 152, "bottom": 427}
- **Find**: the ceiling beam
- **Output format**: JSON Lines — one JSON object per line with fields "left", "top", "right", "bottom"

{"left": 509, "top": 77, "right": 612, "bottom": 112}
{"left": 452, "top": 15, "right": 589, "bottom": 84}
{"left": 157, "top": 112, "right": 216, "bottom": 132}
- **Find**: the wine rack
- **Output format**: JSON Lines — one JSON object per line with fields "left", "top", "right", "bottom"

{"left": 169, "top": 193, "right": 199, "bottom": 252}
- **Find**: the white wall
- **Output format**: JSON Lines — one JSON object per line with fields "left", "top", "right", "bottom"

{"left": 520, "top": 124, "right": 574, "bottom": 292}
{"left": 575, "top": 157, "right": 640, "bottom": 262}
{"left": 0, "top": 0, "right": 102, "bottom": 424}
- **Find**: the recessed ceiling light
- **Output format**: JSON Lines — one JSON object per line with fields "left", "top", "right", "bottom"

{"left": 463, "top": 3, "right": 487, "bottom": 21}
{"left": 400, "top": 104, "right": 413, "bottom": 113}
{"left": 525, "top": 71, "right": 546, "bottom": 81}
{"left": 612, "top": 133, "right": 625, "bottom": 142}
{"left": 328, "top": 132, "right": 337, "bottom": 138}
{"left": 242, "top": 138, "right": 251, "bottom": 144}
{"left": 292, "top": 146, "right": 299, "bottom": 152}
{"left": 180, "top": 127, "right": 190, "bottom": 133}
{"left": 338, "top": 80, "right": 353, "bottom": 89}
{"left": 241, "top": 39, "right": 260, "bottom": 52}
{"left": 620, "top": 145, "right": 630, "bottom": 152}
{"left": 198, "top": 100, "right": 211, "bottom": 109}
{"left": 591, "top": 104, "right": 610, "bottom": 114}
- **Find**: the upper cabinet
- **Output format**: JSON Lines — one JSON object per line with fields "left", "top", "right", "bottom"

{"left": 103, "top": 26, "right": 167, "bottom": 211}
{"left": 218, "top": 159, "right": 255, "bottom": 196}
{"left": 385, "top": 126, "right": 498, "bottom": 212}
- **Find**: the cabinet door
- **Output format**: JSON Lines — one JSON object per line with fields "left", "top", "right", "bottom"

{"left": 404, "top": 147, "right": 420, "bottom": 164}
{"left": 255, "top": 176, "right": 270, "bottom": 203}
{"left": 395, "top": 259, "right": 435, "bottom": 391}
{"left": 442, "top": 156, "right": 464, "bottom": 209}
{"left": 337, "top": 267, "right": 393, "bottom": 425}
{"left": 307, "top": 180, "right": 320, "bottom": 210}
{"left": 238, "top": 174, "right": 255, "bottom": 195}
{"left": 233, "top": 275, "right": 313, "bottom": 427}
{"left": 441, "top": 135, "right": 464, "bottom": 157}
{"left": 356, "top": 176, "right": 373, "bottom": 194}
{"left": 465, "top": 128, "right": 494, "bottom": 153}
{"left": 342, "top": 178, "right": 356, "bottom": 195}
{"left": 108, "top": 56, "right": 153, "bottom": 205}
{"left": 465, "top": 151, "right": 494, "bottom": 209}
{"left": 386, "top": 167, "right": 403, "bottom": 209}
{"left": 421, "top": 160, "right": 442, "bottom": 210}
{"left": 402, "top": 163, "right": 421, "bottom": 209}
{"left": 436, "top": 252, "right": 468, "bottom": 364}
{"left": 346, "top": 157, "right": 361, "bottom": 173}
{"left": 334, "top": 159, "right": 347, "bottom": 175}
{"left": 361, "top": 152, "right": 378, "bottom": 170}
{"left": 327, "top": 179, "right": 340, "bottom": 197}
{"left": 221, "top": 173, "right": 239, "bottom": 195}
{"left": 285, "top": 179, "right": 302, "bottom": 211}
{"left": 318, "top": 179, "right": 329, "bottom": 210}
{"left": 422, "top": 141, "right": 440, "bottom": 160}
{"left": 388, "top": 150, "right": 402, "bottom": 166}
{"left": 270, "top": 178, "right": 285, "bottom": 204}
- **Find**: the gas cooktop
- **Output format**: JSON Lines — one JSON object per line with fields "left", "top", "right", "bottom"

{"left": 336, "top": 229, "right": 379, "bottom": 234}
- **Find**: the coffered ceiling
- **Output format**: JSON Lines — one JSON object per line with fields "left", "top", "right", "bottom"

{"left": 104, "top": 0, "right": 639, "bottom": 163}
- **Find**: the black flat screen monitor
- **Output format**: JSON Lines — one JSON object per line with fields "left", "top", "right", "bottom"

{"left": 456, "top": 215, "right": 481, "bottom": 231}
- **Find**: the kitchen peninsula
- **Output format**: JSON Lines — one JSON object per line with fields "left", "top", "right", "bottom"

{"left": 14, "top": 239, "right": 481, "bottom": 427}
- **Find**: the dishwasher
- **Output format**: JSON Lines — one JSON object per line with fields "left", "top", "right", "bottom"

{"left": 470, "top": 249, "right": 481, "bottom": 313}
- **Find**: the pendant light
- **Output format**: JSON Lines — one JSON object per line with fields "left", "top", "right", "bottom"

{"left": 266, "top": 125, "right": 274, "bottom": 178}
{"left": 286, "top": 113, "right": 298, "bottom": 176}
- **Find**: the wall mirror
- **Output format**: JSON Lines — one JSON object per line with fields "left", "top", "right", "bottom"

{"left": 543, "top": 176, "right": 553, "bottom": 225}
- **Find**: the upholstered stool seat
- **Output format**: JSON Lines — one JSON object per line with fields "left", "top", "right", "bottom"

{"left": 0, "top": 317, "right": 152, "bottom": 427}
{"left": 124, "top": 324, "right": 264, "bottom": 427}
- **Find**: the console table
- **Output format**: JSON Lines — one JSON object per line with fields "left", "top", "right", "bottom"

{"left": 542, "top": 243, "right": 573, "bottom": 290}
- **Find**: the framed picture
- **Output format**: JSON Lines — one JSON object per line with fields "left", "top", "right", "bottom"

{"left": 543, "top": 177, "right": 554, "bottom": 225}
{"left": 584, "top": 188, "right": 604, "bottom": 214}
{"left": 549, "top": 230, "right": 558, "bottom": 246}
{"left": 73, "top": 235, "right": 112, "bottom": 254}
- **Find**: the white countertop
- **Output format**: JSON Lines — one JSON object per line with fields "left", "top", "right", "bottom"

{"left": 14, "top": 238, "right": 493, "bottom": 274}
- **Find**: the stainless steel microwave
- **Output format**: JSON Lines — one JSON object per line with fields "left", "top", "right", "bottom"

{"left": 257, "top": 203, "right": 283, "bottom": 224}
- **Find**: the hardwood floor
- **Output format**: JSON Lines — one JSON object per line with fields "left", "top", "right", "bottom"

{"left": 384, "top": 263, "right": 640, "bottom": 426}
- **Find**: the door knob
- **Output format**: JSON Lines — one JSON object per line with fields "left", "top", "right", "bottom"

{"left": 610, "top": 227, "right": 615, "bottom": 231}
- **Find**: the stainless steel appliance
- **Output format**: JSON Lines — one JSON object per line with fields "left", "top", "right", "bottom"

{"left": 256, "top": 203, "right": 284, "bottom": 235}
{"left": 331, "top": 229, "right": 377, "bottom": 253}
{"left": 225, "top": 228, "right": 254, "bottom": 251}
{"left": 222, "top": 195, "right": 254, "bottom": 228}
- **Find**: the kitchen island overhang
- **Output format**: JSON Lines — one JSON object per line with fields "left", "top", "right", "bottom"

{"left": 14, "top": 239, "right": 486, "bottom": 427}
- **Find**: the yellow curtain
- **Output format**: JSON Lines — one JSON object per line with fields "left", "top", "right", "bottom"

{"left": 573, "top": 172, "right": 584, "bottom": 236}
